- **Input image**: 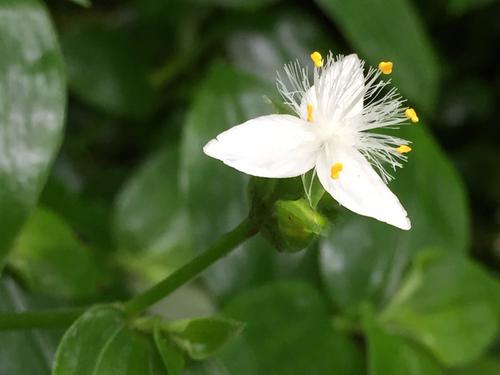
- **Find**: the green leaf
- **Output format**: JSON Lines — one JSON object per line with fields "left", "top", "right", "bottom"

{"left": 363, "top": 306, "right": 443, "bottom": 375}
{"left": 219, "top": 281, "right": 364, "bottom": 375}
{"left": 61, "top": 21, "right": 158, "bottom": 119}
{"left": 0, "top": 277, "right": 60, "bottom": 375}
{"left": 40, "top": 176, "right": 111, "bottom": 250}
{"left": 193, "top": 0, "right": 280, "bottom": 10}
{"left": 451, "top": 357, "right": 500, "bottom": 375}
{"left": 67, "top": 0, "right": 91, "bottom": 8}
{"left": 447, "top": 0, "right": 498, "bottom": 16}
{"left": 320, "top": 125, "right": 469, "bottom": 312}
{"left": 0, "top": 0, "right": 66, "bottom": 267}
{"left": 53, "top": 306, "right": 165, "bottom": 375}
{"left": 164, "top": 317, "right": 244, "bottom": 360}
{"left": 315, "top": 0, "right": 440, "bottom": 112}
{"left": 8, "top": 208, "right": 103, "bottom": 300}
{"left": 226, "top": 8, "right": 336, "bottom": 82}
{"left": 379, "top": 250, "right": 499, "bottom": 366}
{"left": 154, "top": 324, "right": 185, "bottom": 375}
{"left": 113, "top": 146, "right": 192, "bottom": 283}
{"left": 183, "top": 360, "right": 230, "bottom": 375}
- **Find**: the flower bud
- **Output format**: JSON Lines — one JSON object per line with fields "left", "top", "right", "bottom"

{"left": 262, "top": 198, "right": 327, "bottom": 253}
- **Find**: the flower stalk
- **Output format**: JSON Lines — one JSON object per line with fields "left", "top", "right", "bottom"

{"left": 0, "top": 218, "right": 258, "bottom": 330}
{"left": 123, "top": 217, "right": 257, "bottom": 316}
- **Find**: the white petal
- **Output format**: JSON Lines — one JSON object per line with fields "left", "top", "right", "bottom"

{"left": 300, "top": 54, "right": 365, "bottom": 121}
{"left": 203, "top": 114, "right": 320, "bottom": 178}
{"left": 316, "top": 145, "right": 411, "bottom": 230}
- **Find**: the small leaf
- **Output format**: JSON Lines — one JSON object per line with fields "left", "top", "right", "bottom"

{"left": 0, "top": 0, "right": 66, "bottom": 267}
{"left": 154, "top": 324, "right": 185, "bottom": 375}
{"left": 8, "top": 208, "right": 103, "bottom": 300}
{"left": 53, "top": 306, "right": 165, "bottom": 375}
{"left": 165, "top": 317, "right": 244, "bottom": 360}
{"left": 379, "top": 249, "right": 500, "bottom": 366}
{"left": 363, "top": 306, "right": 443, "bottom": 375}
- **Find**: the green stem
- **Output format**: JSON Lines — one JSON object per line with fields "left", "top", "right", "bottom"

{"left": 123, "top": 218, "right": 257, "bottom": 316}
{"left": 0, "top": 308, "right": 85, "bottom": 330}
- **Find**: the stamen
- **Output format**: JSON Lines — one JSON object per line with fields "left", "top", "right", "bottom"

{"left": 396, "top": 145, "right": 412, "bottom": 154}
{"left": 405, "top": 108, "right": 419, "bottom": 123}
{"left": 330, "top": 163, "right": 343, "bottom": 179}
{"left": 307, "top": 103, "right": 313, "bottom": 122}
{"left": 310, "top": 51, "right": 323, "bottom": 68}
{"left": 378, "top": 61, "right": 393, "bottom": 75}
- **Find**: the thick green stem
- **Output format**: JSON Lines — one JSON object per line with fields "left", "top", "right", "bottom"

{"left": 0, "top": 308, "right": 85, "bottom": 330}
{"left": 123, "top": 218, "right": 257, "bottom": 316}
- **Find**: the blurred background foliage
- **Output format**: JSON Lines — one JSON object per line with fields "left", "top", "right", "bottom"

{"left": 0, "top": 0, "right": 499, "bottom": 374}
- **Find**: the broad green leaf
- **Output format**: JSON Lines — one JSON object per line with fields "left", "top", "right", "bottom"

{"left": 164, "top": 317, "right": 244, "bottom": 360}
{"left": 0, "top": 0, "right": 66, "bottom": 267}
{"left": 226, "top": 8, "right": 336, "bottom": 82}
{"left": 315, "top": 0, "right": 439, "bottom": 112}
{"left": 40, "top": 175, "right": 111, "bottom": 250}
{"left": 180, "top": 63, "right": 318, "bottom": 301}
{"left": 363, "top": 307, "right": 442, "bottom": 375}
{"left": 193, "top": 0, "right": 280, "bottom": 9}
{"left": 53, "top": 306, "right": 165, "bottom": 375}
{"left": 8, "top": 208, "right": 103, "bottom": 300}
{"left": 448, "top": 0, "right": 498, "bottom": 16}
{"left": 113, "top": 146, "right": 192, "bottom": 283}
{"left": 320, "top": 125, "right": 469, "bottom": 312}
{"left": 451, "top": 357, "right": 500, "bottom": 375}
{"left": 0, "top": 277, "right": 61, "bottom": 375}
{"left": 154, "top": 325, "right": 185, "bottom": 375}
{"left": 379, "top": 250, "right": 499, "bottom": 366}
{"left": 67, "top": 0, "right": 91, "bottom": 7}
{"left": 219, "top": 281, "right": 364, "bottom": 375}
{"left": 183, "top": 360, "right": 230, "bottom": 375}
{"left": 61, "top": 21, "right": 158, "bottom": 119}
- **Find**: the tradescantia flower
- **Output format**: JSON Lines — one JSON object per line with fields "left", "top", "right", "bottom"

{"left": 203, "top": 52, "right": 419, "bottom": 230}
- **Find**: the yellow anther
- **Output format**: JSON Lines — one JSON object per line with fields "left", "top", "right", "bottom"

{"left": 396, "top": 145, "right": 412, "bottom": 154}
{"left": 378, "top": 61, "right": 393, "bottom": 75}
{"left": 330, "top": 163, "right": 343, "bottom": 179}
{"left": 310, "top": 51, "right": 323, "bottom": 68}
{"left": 307, "top": 103, "right": 313, "bottom": 122}
{"left": 405, "top": 108, "right": 419, "bottom": 123}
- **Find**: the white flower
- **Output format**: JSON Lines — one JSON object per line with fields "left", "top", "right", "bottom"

{"left": 203, "top": 52, "right": 419, "bottom": 230}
